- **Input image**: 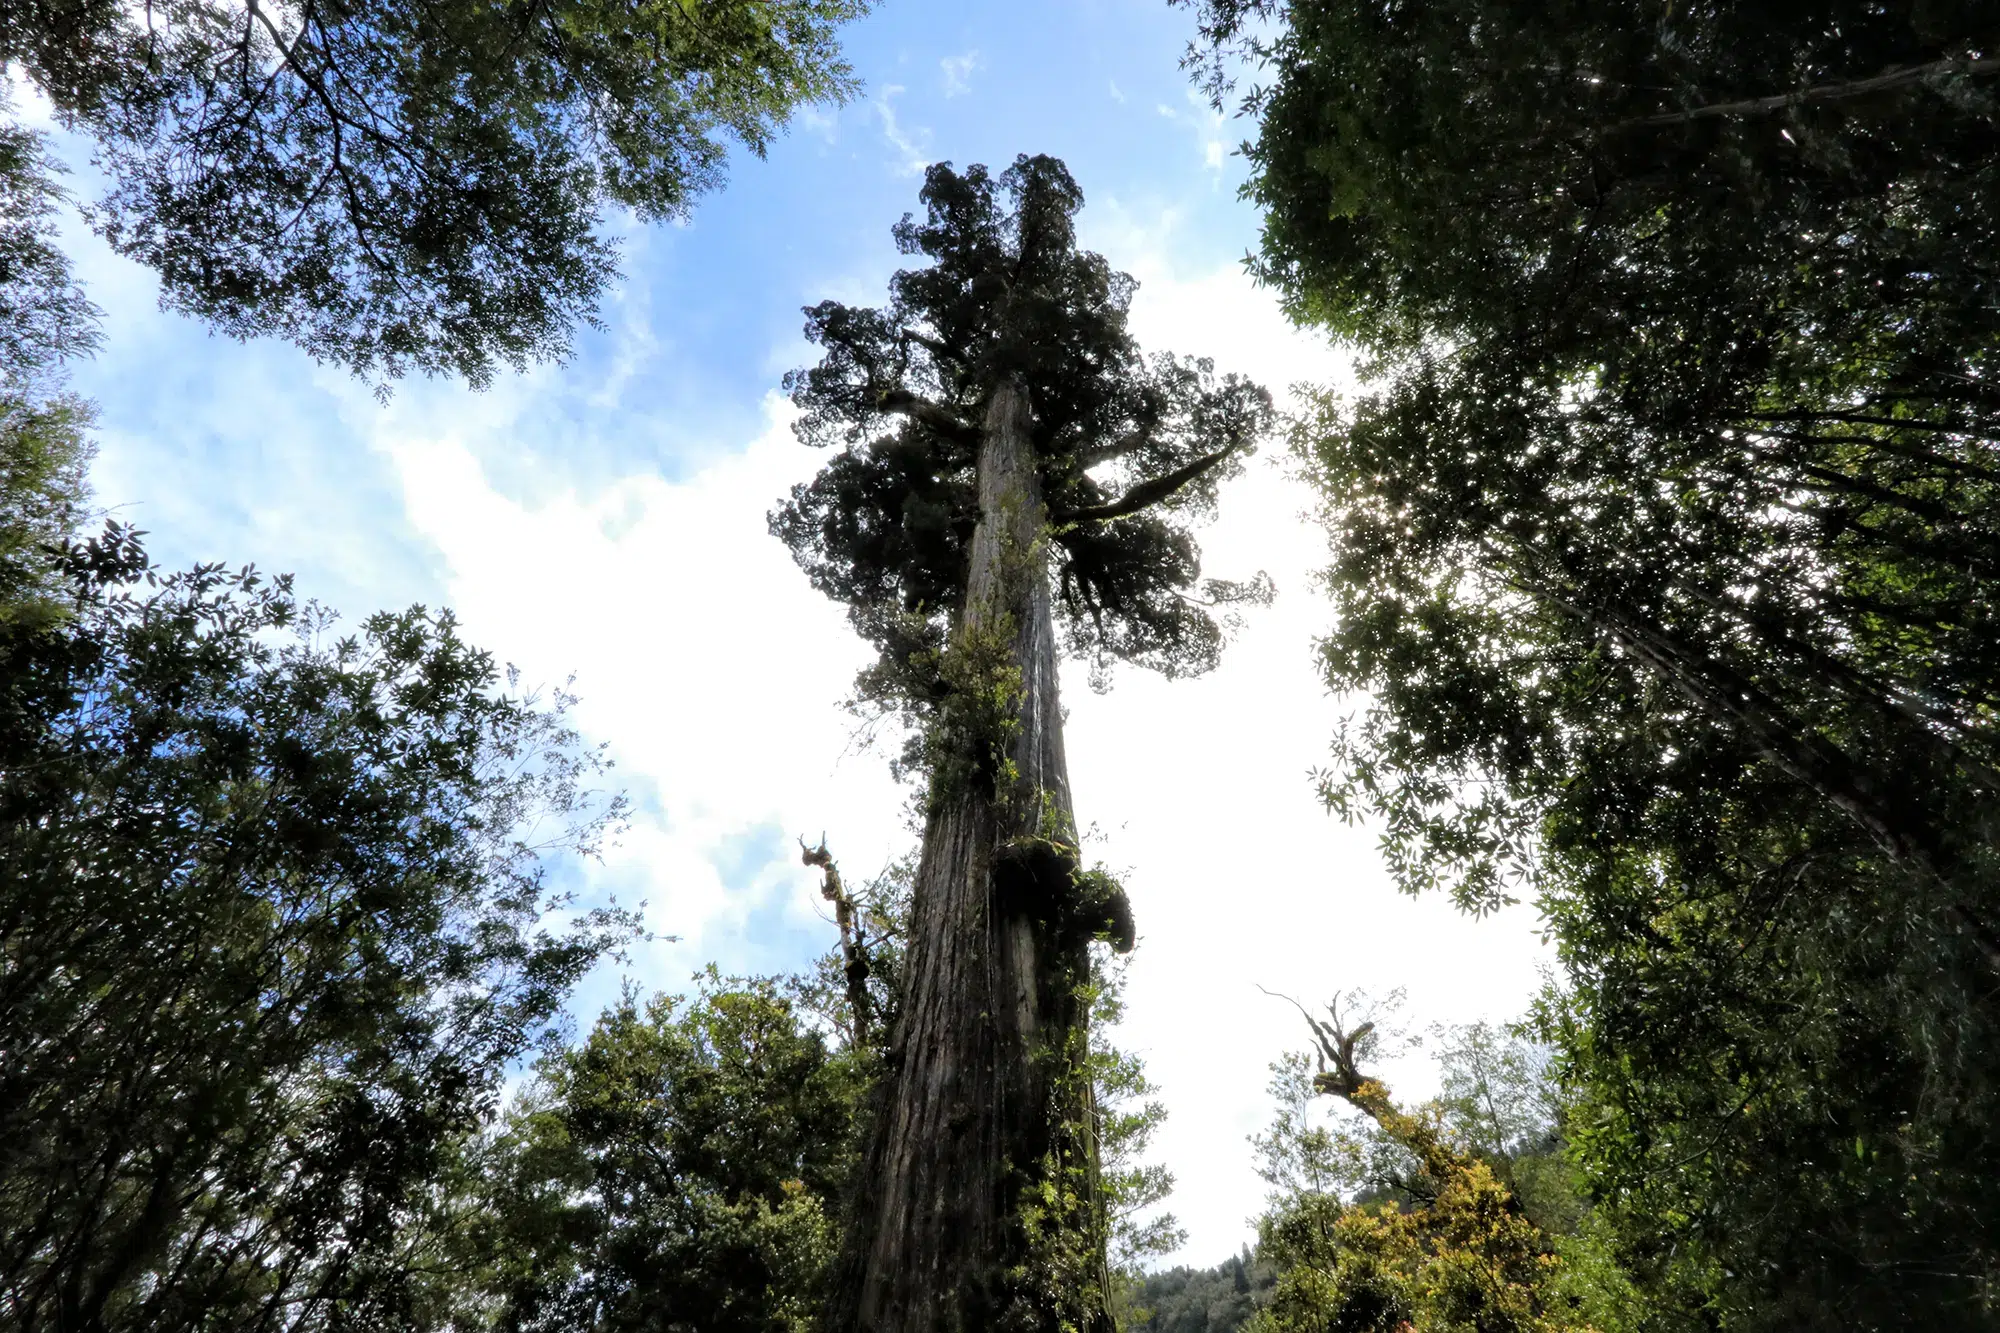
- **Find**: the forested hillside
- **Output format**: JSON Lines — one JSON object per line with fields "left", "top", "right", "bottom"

{"left": 5, "top": 2, "right": 1998, "bottom": 1330}
{"left": 1125, "top": 1252, "right": 1270, "bottom": 1332}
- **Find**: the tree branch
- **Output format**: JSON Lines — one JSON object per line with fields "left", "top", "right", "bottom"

{"left": 875, "top": 388, "right": 978, "bottom": 445}
{"left": 1600, "top": 55, "right": 2000, "bottom": 134}
{"left": 1057, "top": 442, "right": 1239, "bottom": 524}
{"left": 1496, "top": 542, "right": 2000, "bottom": 976}
{"left": 901, "top": 328, "right": 956, "bottom": 362}
{"left": 801, "top": 836, "right": 872, "bottom": 1046}
{"left": 245, "top": 0, "right": 390, "bottom": 271}
{"left": 1076, "top": 425, "right": 1157, "bottom": 469}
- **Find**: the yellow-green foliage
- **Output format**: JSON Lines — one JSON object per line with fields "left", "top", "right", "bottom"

{"left": 1250, "top": 1006, "right": 1614, "bottom": 1333}
{"left": 998, "top": 989, "right": 1110, "bottom": 1333}
{"left": 1254, "top": 1088, "right": 1574, "bottom": 1333}
{"left": 1006, "top": 1135, "right": 1112, "bottom": 1333}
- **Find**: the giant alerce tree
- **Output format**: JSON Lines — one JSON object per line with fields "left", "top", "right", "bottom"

{"left": 773, "top": 155, "right": 1269, "bottom": 1330}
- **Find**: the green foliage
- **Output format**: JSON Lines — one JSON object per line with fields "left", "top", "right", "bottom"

{"left": 1427, "top": 1025, "right": 1578, "bottom": 1239}
{"left": 771, "top": 153, "right": 1273, "bottom": 714}
{"left": 477, "top": 973, "right": 865, "bottom": 1332}
{"left": 0, "top": 389, "right": 93, "bottom": 628}
{"left": 1093, "top": 957, "right": 1186, "bottom": 1276}
{"left": 1, "top": 0, "right": 866, "bottom": 385}
{"left": 1, "top": 109, "right": 105, "bottom": 636}
{"left": 1071, "top": 864, "right": 1138, "bottom": 956}
{"left": 1547, "top": 1219, "right": 1646, "bottom": 1333}
{"left": 921, "top": 613, "right": 1027, "bottom": 800}
{"left": 997, "top": 934, "right": 1174, "bottom": 1331}
{"left": 0, "top": 508, "right": 634, "bottom": 1330}
{"left": 0, "top": 111, "right": 99, "bottom": 385}
{"left": 1010, "top": 1109, "right": 1117, "bottom": 1333}
{"left": 1184, "top": 1, "right": 2000, "bottom": 1323}
{"left": 1243, "top": 1002, "right": 1642, "bottom": 1333}
{"left": 1530, "top": 892, "right": 2000, "bottom": 1330}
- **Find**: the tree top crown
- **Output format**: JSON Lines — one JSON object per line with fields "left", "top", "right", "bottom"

{"left": 773, "top": 154, "right": 1272, "bottom": 717}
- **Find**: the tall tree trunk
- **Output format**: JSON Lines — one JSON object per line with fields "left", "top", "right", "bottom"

{"left": 837, "top": 380, "right": 1113, "bottom": 1332}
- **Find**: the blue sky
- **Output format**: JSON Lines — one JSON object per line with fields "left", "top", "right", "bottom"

{"left": 70, "top": 0, "right": 1255, "bottom": 599}
{"left": 24, "top": 0, "right": 1554, "bottom": 1266}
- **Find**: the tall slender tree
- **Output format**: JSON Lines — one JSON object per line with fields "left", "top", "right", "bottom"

{"left": 773, "top": 155, "right": 1270, "bottom": 1331}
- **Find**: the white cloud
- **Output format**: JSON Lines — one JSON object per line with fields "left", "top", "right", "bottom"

{"left": 1109, "top": 80, "right": 1128, "bottom": 105}
{"left": 22, "top": 0, "right": 1552, "bottom": 1274}
{"left": 795, "top": 105, "right": 841, "bottom": 143}
{"left": 1154, "top": 89, "right": 1232, "bottom": 173}
{"left": 873, "top": 85, "right": 931, "bottom": 177}
{"left": 372, "top": 394, "right": 914, "bottom": 990}
{"left": 940, "top": 50, "right": 981, "bottom": 99}
{"left": 64, "top": 156, "right": 1549, "bottom": 1263}
{"left": 1063, "top": 254, "right": 1551, "bottom": 1262}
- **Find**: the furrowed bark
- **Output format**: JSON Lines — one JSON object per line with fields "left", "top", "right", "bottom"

{"left": 835, "top": 380, "right": 1113, "bottom": 1332}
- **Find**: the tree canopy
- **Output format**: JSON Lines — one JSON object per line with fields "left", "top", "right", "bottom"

{"left": 1245, "top": 1000, "right": 1639, "bottom": 1333}
{"left": 1182, "top": 1, "right": 2000, "bottom": 1323}
{"left": 23, "top": 1, "right": 2000, "bottom": 1325}
{"left": 1, "top": 0, "right": 867, "bottom": 385}
{"left": 773, "top": 154, "right": 1273, "bottom": 713}
{"left": 0, "top": 442, "right": 635, "bottom": 1329}
{"left": 477, "top": 974, "right": 863, "bottom": 1333}
{"left": 0, "top": 115, "right": 98, "bottom": 387}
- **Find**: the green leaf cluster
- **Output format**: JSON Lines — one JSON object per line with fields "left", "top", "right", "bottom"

{"left": 473, "top": 973, "right": 866, "bottom": 1333}
{"left": 2, "top": 0, "right": 867, "bottom": 384}
{"left": 0, "top": 389, "right": 94, "bottom": 630}
{"left": 0, "top": 507, "right": 636, "bottom": 1330}
{"left": 1183, "top": 0, "right": 2000, "bottom": 1324}
{"left": 771, "top": 154, "right": 1274, "bottom": 718}
{"left": 1244, "top": 1008, "right": 1640, "bottom": 1333}
{"left": 1122, "top": 1251, "right": 1271, "bottom": 1333}
{"left": 0, "top": 113, "right": 99, "bottom": 386}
